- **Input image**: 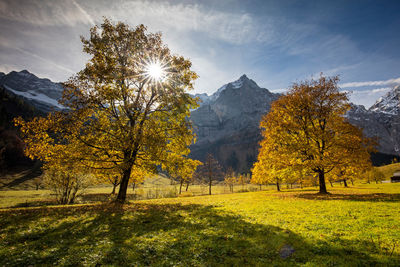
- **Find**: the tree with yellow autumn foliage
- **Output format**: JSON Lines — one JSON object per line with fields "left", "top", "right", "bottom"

{"left": 224, "top": 167, "right": 237, "bottom": 193}
{"left": 253, "top": 75, "right": 374, "bottom": 194}
{"left": 165, "top": 154, "right": 201, "bottom": 194}
{"left": 15, "top": 18, "right": 198, "bottom": 203}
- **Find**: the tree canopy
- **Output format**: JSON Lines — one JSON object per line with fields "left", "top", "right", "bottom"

{"left": 252, "top": 75, "right": 375, "bottom": 193}
{"left": 15, "top": 18, "right": 198, "bottom": 202}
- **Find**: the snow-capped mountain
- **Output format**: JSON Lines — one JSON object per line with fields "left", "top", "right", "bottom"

{"left": 369, "top": 85, "right": 400, "bottom": 115}
{"left": 0, "top": 70, "right": 64, "bottom": 113}
{"left": 192, "top": 75, "right": 258, "bottom": 107}
{"left": 347, "top": 85, "right": 400, "bottom": 156}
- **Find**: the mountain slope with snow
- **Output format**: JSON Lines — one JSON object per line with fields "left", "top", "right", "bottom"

{"left": 0, "top": 70, "right": 64, "bottom": 113}
{"left": 347, "top": 85, "right": 400, "bottom": 156}
{"left": 369, "top": 85, "right": 400, "bottom": 115}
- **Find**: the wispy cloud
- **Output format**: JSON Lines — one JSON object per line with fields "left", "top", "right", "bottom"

{"left": 71, "top": 0, "right": 95, "bottom": 26}
{"left": 270, "top": 88, "right": 287, "bottom": 93}
{"left": 346, "top": 87, "right": 392, "bottom": 108}
{"left": 0, "top": 0, "right": 95, "bottom": 26}
{"left": 341, "top": 77, "right": 400, "bottom": 88}
{"left": 0, "top": 63, "right": 19, "bottom": 74}
{"left": 103, "top": 1, "right": 271, "bottom": 45}
{"left": 344, "top": 87, "right": 391, "bottom": 95}
{"left": 14, "top": 47, "right": 75, "bottom": 74}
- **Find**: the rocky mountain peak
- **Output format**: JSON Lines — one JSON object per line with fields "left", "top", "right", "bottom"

{"left": 199, "top": 74, "right": 262, "bottom": 104}
{"left": 224, "top": 74, "right": 256, "bottom": 89}
{"left": 348, "top": 103, "right": 368, "bottom": 114}
{"left": 369, "top": 85, "right": 400, "bottom": 115}
{"left": 7, "top": 69, "right": 37, "bottom": 80}
{"left": 190, "top": 75, "right": 280, "bottom": 170}
{"left": 0, "top": 70, "right": 64, "bottom": 112}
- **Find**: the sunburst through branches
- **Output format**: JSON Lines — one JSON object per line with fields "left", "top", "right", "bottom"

{"left": 142, "top": 57, "right": 170, "bottom": 85}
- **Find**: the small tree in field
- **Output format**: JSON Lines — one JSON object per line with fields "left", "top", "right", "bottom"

{"left": 366, "top": 167, "right": 385, "bottom": 184}
{"left": 224, "top": 167, "right": 237, "bottom": 193}
{"left": 238, "top": 173, "right": 250, "bottom": 190}
{"left": 253, "top": 75, "right": 374, "bottom": 194}
{"left": 32, "top": 176, "right": 43, "bottom": 190}
{"left": 166, "top": 155, "right": 201, "bottom": 194}
{"left": 196, "top": 154, "right": 223, "bottom": 195}
{"left": 129, "top": 165, "right": 150, "bottom": 193}
{"left": 15, "top": 18, "right": 198, "bottom": 203}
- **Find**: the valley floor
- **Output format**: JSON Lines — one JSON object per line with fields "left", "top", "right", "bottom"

{"left": 1, "top": 183, "right": 400, "bottom": 266}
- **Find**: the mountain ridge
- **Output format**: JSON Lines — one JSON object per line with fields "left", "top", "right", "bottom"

{"left": 0, "top": 70, "right": 64, "bottom": 113}
{"left": 2, "top": 69, "right": 400, "bottom": 171}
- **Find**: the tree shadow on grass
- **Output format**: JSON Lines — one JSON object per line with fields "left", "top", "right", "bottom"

{"left": 295, "top": 192, "right": 400, "bottom": 202}
{"left": 0, "top": 203, "right": 397, "bottom": 266}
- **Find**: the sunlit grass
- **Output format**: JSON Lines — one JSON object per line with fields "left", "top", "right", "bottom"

{"left": 0, "top": 173, "right": 269, "bottom": 208}
{"left": 2, "top": 163, "right": 398, "bottom": 209}
{"left": 1, "top": 183, "right": 400, "bottom": 265}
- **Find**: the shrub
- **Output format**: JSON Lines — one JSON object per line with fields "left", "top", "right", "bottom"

{"left": 43, "top": 166, "right": 93, "bottom": 204}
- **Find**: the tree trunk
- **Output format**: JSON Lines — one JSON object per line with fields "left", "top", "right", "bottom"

{"left": 329, "top": 181, "right": 333, "bottom": 187}
{"left": 276, "top": 182, "right": 280, "bottom": 191}
{"left": 350, "top": 179, "right": 354, "bottom": 185}
{"left": 185, "top": 181, "right": 189, "bottom": 191}
{"left": 343, "top": 179, "right": 348, "bottom": 187}
{"left": 209, "top": 176, "right": 212, "bottom": 195}
{"left": 116, "top": 166, "right": 132, "bottom": 203}
{"left": 318, "top": 171, "right": 328, "bottom": 194}
{"left": 132, "top": 182, "right": 136, "bottom": 193}
{"left": 259, "top": 184, "right": 262, "bottom": 191}
{"left": 111, "top": 183, "right": 117, "bottom": 195}
{"left": 179, "top": 178, "right": 183, "bottom": 194}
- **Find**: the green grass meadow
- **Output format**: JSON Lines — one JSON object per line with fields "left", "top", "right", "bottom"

{"left": 1, "top": 183, "right": 400, "bottom": 266}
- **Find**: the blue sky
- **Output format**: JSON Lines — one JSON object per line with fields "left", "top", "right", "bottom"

{"left": 1, "top": 0, "right": 400, "bottom": 107}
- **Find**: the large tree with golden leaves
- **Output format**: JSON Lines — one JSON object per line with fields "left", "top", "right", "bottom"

{"left": 252, "top": 75, "right": 374, "bottom": 193}
{"left": 15, "top": 18, "right": 198, "bottom": 203}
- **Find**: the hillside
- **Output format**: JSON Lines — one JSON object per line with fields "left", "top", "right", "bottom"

{"left": 378, "top": 162, "right": 400, "bottom": 180}
{"left": 0, "top": 86, "right": 41, "bottom": 171}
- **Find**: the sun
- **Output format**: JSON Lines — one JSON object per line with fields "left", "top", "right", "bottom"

{"left": 144, "top": 60, "right": 166, "bottom": 82}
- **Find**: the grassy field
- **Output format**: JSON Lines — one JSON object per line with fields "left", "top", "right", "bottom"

{"left": 1, "top": 162, "right": 399, "bottom": 209}
{"left": 0, "top": 174, "right": 268, "bottom": 209}
{"left": 0, "top": 183, "right": 399, "bottom": 266}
